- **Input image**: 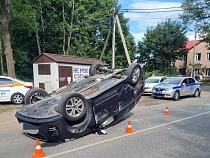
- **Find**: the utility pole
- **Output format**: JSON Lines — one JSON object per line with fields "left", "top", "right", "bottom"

{"left": 0, "top": 30, "right": 3, "bottom": 75}
{"left": 111, "top": 7, "right": 116, "bottom": 69}
{"left": 116, "top": 15, "right": 131, "bottom": 65}
{"left": 191, "top": 28, "right": 196, "bottom": 78}
{"left": 100, "top": 7, "right": 131, "bottom": 68}
{"left": 34, "top": 16, "right": 41, "bottom": 55}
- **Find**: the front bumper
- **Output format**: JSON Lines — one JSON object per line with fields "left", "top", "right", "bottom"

{"left": 152, "top": 90, "right": 174, "bottom": 98}
{"left": 143, "top": 88, "right": 152, "bottom": 94}
{"left": 16, "top": 112, "right": 94, "bottom": 142}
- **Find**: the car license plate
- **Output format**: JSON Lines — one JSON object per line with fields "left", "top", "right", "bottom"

{"left": 155, "top": 91, "right": 162, "bottom": 94}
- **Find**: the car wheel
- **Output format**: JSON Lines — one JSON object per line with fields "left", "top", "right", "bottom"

{"left": 126, "top": 63, "right": 142, "bottom": 87}
{"left": 24, "top": 88, "right": 49, "bottom": 105}
{"left": 172, "top": 91, "right": 179, "bottom": 101}
{"left": 89, "top": 62, "right": 103, "bottom": 76}
{"left": 59, "top": 93, "right": 87, "bottom": 122}
{"left": 11, "top": 93, "right": 24, "bottom": 104}
{"left": 193, "top": 89, "right": 200, "bottom": 98}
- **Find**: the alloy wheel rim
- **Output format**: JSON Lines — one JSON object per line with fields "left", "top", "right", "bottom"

{"left": 66, "top": 97, "right": 84, "bottom": 117}
{"left": 132, "top": 67, "right": 140, "bottom": 83}
{"left": 30, "top": 93, "right": 46, "bottom": 104}
{"left": 13, "top": 95, "right": 23, "bottom": 104}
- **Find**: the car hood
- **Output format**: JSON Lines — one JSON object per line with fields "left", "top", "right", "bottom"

{"left": 145, "top": 83, "right": 158, "bottom": 88}
{"left": 154, "top": 83, "right": 176, "bottom": 89}
{"left": 17, "top": 96, "right": 61, "bottom": 119}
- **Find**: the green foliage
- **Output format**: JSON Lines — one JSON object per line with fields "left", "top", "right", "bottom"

{"left": 145, "top": 70, "right": 165, "bottom": 79}
{"left": 137, "top": 19, "right": 188, "bottom": 75}
{"left": 180, "top": 0, "right": 210, "bottom": 43}
{"left": 186, "top": 62, "right": 207, "bottom": 75}
{"left": 9, "top": 0, "right": 136, "bottom": 80}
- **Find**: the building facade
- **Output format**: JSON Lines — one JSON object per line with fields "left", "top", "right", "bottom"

{"left": 33, "top": 53, "right": 105, "bottom": 93}
{"left": 175, "top": 40, "right": 210, "bottom": 81}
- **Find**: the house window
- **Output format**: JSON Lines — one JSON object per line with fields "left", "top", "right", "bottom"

{"left": 195, "top": 53, "right": 201, "bottom": 61}
{"left": 39, "top": 83, "right": 45, "bottom": 89}
{"left": 207, "top": 53, "right": 210, "bottom": 61}
{"left": 195, "top": 69, "right": 200, "bottom": 75}
{"left": 38, "top": 64, "right": 51, "bottom": 75}
{"left": 179, "top": 69, "right": 186, "bottom": 75}
{"left": 205, "top": 69, "right": 210, "bottom": 76}
{"left": 182, "top": 55, "right": 187, "bottom": 62}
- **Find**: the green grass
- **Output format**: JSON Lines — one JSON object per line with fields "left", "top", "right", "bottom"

{"left": 202, "top": 81, "right": 210, "bottom": 86}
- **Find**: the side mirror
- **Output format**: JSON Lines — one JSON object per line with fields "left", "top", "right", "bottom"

{"left": 182, "top": 83, "right": 186, "bottom": 86}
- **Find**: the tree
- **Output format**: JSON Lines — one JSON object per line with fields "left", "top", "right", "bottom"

{"left": 0, "top": 0, "right": 15, "bottom": 77}
{"left": 137, "top": 19, "right": 188, "bottom": 75}
{"left": 180, "top": 0, "right": 210, "bottom": 43}
{"left": 10, "top": 0, "right": 136, "bottom": 80}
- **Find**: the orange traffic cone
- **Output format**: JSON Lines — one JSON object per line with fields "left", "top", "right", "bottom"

{"left": 125, "top": 121, "right": 134, "bottom": 133}
{"left": 164, "top": 106, "right": 170, "bottom": 115}
{"left": 32, "top": 139, "right": 46, "bottom": 157}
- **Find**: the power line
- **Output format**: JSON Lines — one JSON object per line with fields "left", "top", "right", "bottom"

{"left": 125, "top": 17, "right": 179, "bottom": 20}
{"left": 120, "top": 7, "right": 181, "bottom": 11}
{"left": 120, "top": 10, "right": 182, "bottom": 13}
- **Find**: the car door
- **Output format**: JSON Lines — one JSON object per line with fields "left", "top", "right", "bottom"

{"left": 180, "top": 78, "right": 188, "bottom": 96}
{"left": 0, "top": 78, "right": 14, "bottom": 101}
{"left": 92, "top": 80, "right": 120, "bottom": 124}
{"left": 188, "top": 78, "right": 196, "bottom": 95}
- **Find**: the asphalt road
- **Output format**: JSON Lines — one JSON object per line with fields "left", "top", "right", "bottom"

{"left": 201, "top": 85, "right": 210, "bottom": 91}
{"left": 0, "top": 91, "right": 210, "bottom": 158}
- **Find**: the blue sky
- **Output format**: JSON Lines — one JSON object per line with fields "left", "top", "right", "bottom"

{"left": 118, "top": 0, "right": 195, "bottom": 43}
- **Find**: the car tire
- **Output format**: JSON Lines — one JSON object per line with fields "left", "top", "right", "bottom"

{"left": 193, "top": 89, "right": 200, "bottom": 98}
{"left": 126, "top": 63, "right": 142, "bottom": 87}
{"left": 59, "top": 93, "right": 88, "bottom": 122}
{"left": 11, "top": 93, "right": 24, "bottom": 104}
{"left": 24, "top": 87, "right": 49, "bottom": 105}
{"left": 89, "top": 62, "right": 103, "bottom": 76}
{"left": 172, "top": 91, "right": 179, "bottom": 101}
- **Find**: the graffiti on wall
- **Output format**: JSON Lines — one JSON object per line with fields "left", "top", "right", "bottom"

{"left": 73, "top": 67, "right": 89, "bottom": 81}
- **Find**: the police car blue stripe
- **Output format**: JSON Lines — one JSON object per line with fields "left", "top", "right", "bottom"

{"left": 172, "top": 83, "right": 200, "bottom": 89}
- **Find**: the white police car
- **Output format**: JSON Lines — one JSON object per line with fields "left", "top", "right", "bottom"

{"left": 0, "top": 76, "right": 33, "bottom": 104}
{"left": 152, "top": 77, "right": 201, "bottom": 101}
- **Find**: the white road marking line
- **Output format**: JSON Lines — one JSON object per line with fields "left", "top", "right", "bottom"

{"left": 45, "top": 111, "right": 210, "bottom": 158}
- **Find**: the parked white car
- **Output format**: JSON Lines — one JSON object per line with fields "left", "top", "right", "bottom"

{"left": 0, "top": 76, "right": 33, "bottom": 104}
{"left": 144, "top": 76, "right": 167, "bottom": 94}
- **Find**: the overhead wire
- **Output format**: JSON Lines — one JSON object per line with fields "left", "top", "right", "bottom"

{"left": 119, "top": 6, "right": 182, "bottom": 13}
{"left": 120, "top": 10, "right": 182, "bottom": 13}
{"left": 119, "top": 7, "right": 183, "bottom": 20}
{"left": 120, "top": 6, "right": 181, "bottom": 11}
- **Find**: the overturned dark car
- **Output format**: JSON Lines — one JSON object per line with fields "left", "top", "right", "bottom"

{"left": 15, "top": 62, "right": 145, "bottom": 142}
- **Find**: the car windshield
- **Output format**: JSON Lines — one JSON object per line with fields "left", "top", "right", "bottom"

{"left": 161, "top": 78, "right": 182, "bottom": 85}
{"left": 145, "top": 78, "right": 160, "bottom": 83}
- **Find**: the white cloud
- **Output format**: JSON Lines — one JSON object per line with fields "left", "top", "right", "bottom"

{"left": 187, "top": 33, "right": 202, "bottom": 41}
{"left": 130, "top": 32, "right": 145, "bottom": 44}
{"left": 119, "top": 0, "right": 183, "bottom": 42}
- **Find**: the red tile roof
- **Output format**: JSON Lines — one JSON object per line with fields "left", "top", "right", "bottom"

{"left": 186, "top": 40, "right": 201, "bottom": 51}
{"left": 34, "top": 53, "right": 106, "bottom": 65}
